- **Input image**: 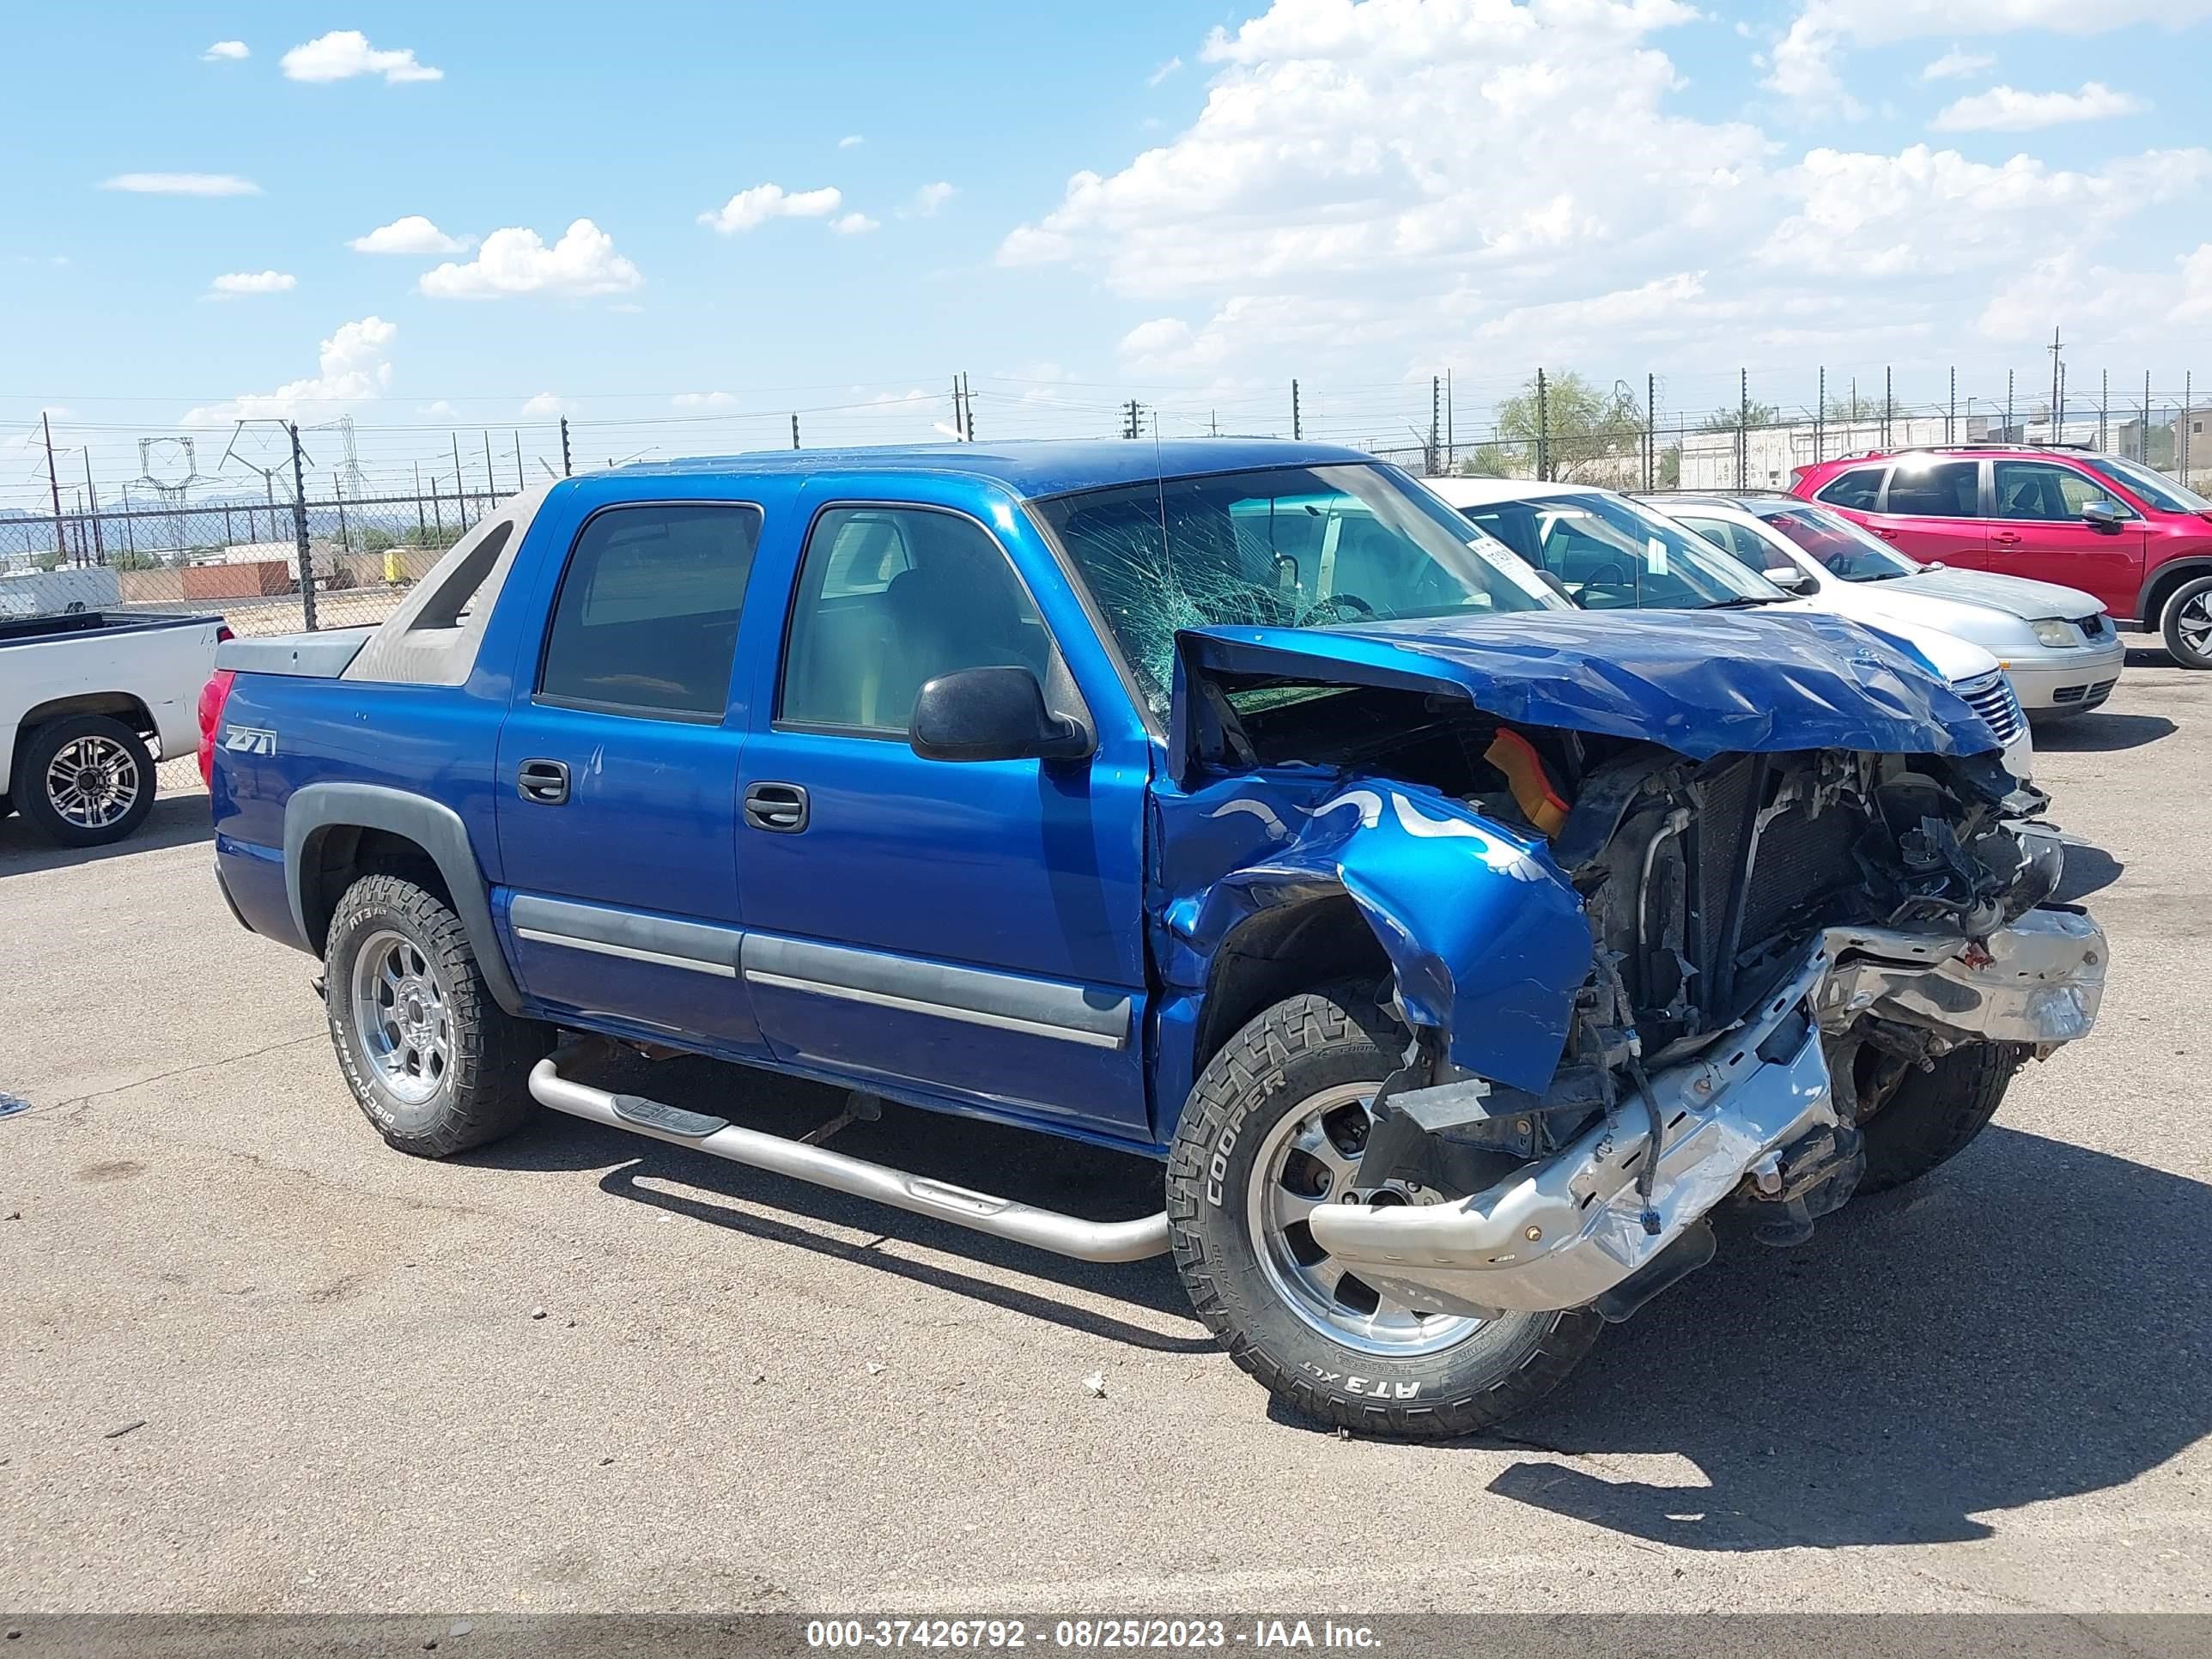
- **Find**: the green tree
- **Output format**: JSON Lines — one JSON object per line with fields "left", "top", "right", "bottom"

{"left": 1825, "top": 389, "right": 1881, "bottom": 422}
{"left": 1698, "top": 400, "right": 1781, "bottom": 432}
{"left": 1489, "top": 371, "right": 1649, "bottom": 483}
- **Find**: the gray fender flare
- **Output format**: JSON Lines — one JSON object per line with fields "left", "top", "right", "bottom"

{"left": 283, "top": 781, "right": 526, "bottom": 1016}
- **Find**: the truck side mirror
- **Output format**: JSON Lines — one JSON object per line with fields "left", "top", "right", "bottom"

{"left": 2079, "top": 500, "right": 2125, "bottom": 533}
{"left": 909, "top": 665, "right": 1091, "bottom": 763}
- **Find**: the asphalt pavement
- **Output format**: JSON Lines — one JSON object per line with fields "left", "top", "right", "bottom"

{"left": 1, "top": 648, "right": 2206, "bottom": 1615}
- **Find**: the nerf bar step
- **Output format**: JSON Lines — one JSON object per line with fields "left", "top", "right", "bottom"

{"left": 528, "top": 1048, "right": 1170, "bottom": 1264}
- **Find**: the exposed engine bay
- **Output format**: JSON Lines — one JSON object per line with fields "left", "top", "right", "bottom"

{"left": 1167, "top": 671, "right": 2106, "bottom": 1326}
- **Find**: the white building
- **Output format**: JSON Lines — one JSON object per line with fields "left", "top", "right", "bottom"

{"left": 1678, "top": 415, "right": 1993, "bottom": 491}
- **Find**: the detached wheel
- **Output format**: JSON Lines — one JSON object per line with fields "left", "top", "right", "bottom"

{"left": 1165, "top": 982, "right": 1601, "bottom": 1440}
{"left": 1856, "top": 1042, "right": 2025, "bottom": 1195}
{"left": 2160, "top": 574, "right": 2212, "bottom": 669}
{"left": 324, "top": 873, "right": 550, "bottom": 1158}
{"left": 15, "top": 714, "right": 155, "bottom": 848}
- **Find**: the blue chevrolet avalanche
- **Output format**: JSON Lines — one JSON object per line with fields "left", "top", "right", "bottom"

{"left": 206, "top": 440, "right": 2104, "bottom": 1437}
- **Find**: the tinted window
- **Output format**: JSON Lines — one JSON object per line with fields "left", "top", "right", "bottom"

{"left": 1033, "top": 464, "right": 1559, "bottom": 715}
{"left": 1458, "top": 493, "right": 1781, "bottom": 612}
{"left": 1815, "top": 467, "right": 1885, "bottom": 511}
{"left": 538, "top": 504, "right": 760, "bottom": 719}
{"left": 1674, "top": 515, "right": 1773, "bottom": 574}
{"left": 1882, "top": 459, "right": 1980, "bottom": 518}
{"left": 781, "top": 505, "right": 1050, "bottom": 734}
{"left": 1992, "top": 460, "right": 2135, "bottom": 522}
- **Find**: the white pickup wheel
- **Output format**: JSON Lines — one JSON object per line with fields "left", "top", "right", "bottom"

{"left": 15, "top": 714, "right": 154, "bottom": 848}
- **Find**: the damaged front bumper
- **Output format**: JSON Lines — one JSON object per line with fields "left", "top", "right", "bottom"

{"left": 1304, "top": 906, "right": 2106, "bottom": 1322}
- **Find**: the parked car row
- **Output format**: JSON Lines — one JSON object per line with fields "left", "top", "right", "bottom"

{"left": 202, "top": 438, "right": 2106, "bottom": 1439}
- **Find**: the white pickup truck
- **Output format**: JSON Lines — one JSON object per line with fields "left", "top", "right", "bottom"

{"left": 1, "top": 608, "right": 228, "bottom": 847}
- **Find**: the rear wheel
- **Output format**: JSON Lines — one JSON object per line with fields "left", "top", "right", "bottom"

{"left": 1165, "top": 982, "right": 1602, "bottom": 1439}
{"left": 15, "top": 714, "right": 155, "bottom": 848}
{"left": 324, "top": 873, "right": 550, "bottom": 1157}
{"left": 2160, "top": 574, "right": 2212, "bottom": 670}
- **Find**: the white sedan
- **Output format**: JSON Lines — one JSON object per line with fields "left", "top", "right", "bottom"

{"left": 1421, "top": 476, "right": 2036, "bottom": 780}
{"left": 1652, "top": 492, "right": 2124, "bottom": 722}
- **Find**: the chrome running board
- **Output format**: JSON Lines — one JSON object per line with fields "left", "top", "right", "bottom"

{"left": 528, "top": 1048, "right": 1170, "bottom": 1264}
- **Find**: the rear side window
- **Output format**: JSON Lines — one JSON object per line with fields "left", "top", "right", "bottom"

{"left": 1882, "top": 460, "right": 1980, "bottom": 518}
{"left": 1815, "top": 467, "right": 1885, "bottom": 511}
{"left": 538, "top": 504, "right": 762, "bottom": 720}
{"left": 1992, "top": 460, "right": 2136, "bottom": 522}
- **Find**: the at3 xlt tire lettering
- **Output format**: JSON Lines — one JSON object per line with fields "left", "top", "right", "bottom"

{"left": 1165, "top": 981, "right": 1601, "bottom": 1440}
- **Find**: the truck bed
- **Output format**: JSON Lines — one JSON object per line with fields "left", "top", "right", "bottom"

{"left": 0, "top": 609, "right": 227, "bottom": 647}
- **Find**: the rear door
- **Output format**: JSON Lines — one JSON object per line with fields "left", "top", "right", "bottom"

{"left": 733, "top": 482, "right": 1155, "bottom": 1143}
{"left": 491, "top": 491, "right": 772, "bottom": 1053}
{"left": 1870, "top": 459, "right": 1988, "bottom": 568}
{"left": 1985, "top": 459, "right": 2144, "bottom": 615}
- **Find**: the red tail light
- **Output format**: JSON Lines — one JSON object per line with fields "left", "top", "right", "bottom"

{"left": 196, "top": 669, "right": 236, "bottom": 788}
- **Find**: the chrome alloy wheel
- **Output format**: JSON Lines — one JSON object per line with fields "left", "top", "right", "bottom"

{"left": 2177, "top": 589, "right": 2212, "bottom": 658}
{"left": 349, "top": 928, "right": 453, "bottom": 1106}
{"left": 43, "top": 733, "right": 141, "bottom": 829}
{"left": 1244, "top": 1081, "right": 1486, "bottom": 1358}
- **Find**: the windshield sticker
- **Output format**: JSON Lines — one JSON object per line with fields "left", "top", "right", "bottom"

{"left": 1645, "top": 536, "right": 1669, "bottom": 576}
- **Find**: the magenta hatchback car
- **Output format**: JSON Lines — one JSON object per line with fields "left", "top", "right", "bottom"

{"left": 1793, "top": 445, "right": 2212, "bottom": 669}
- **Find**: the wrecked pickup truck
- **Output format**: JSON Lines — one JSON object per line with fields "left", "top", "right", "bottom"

{"left": 204, "top": 440, "right": 2105, "bottom": 1437}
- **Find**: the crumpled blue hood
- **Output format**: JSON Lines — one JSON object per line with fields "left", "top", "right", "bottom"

{"left": 1174, "top": 605, "right": 2001, "bottom": 769}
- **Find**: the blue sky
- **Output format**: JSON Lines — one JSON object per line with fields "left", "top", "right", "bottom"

{"left": 8, "top": 1, "right": 2212, "bottom": 501}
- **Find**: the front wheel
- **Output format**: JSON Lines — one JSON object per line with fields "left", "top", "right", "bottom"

{"left": 2160, "top": 574, "right": 2212, "bottom": 669}
{"left": 324, "top": 873, "right": 550, "bottom": 1158}
{"left": 1165, "top": 982, "right": 1602, "bottom": 1439}
{"left": 1856, "top": 1042, "right": 2025, "bottom": 1195}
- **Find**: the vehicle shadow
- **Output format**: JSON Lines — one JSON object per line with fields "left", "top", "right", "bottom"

{"left": 2032, "top": 712, "right": 2177, "bottom": 752}
{"left": 0, "top": 795, "right": 212, "bottom": 878}
{"left": 1459, "top": 1125, "right": 2212, "bottom": 1548}
{"left": 464, "top": 1048, "right": 1211, "bottom": 1353}
{"left": 2055, "top": 843, "right": 2124, "bottom": 902}
{"left": 2123, "top": 645, "right": 2172, "bottom": 669}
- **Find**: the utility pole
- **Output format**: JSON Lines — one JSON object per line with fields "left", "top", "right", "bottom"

{"left": 40, "top": 412, "right": 66, "bottom": 567}
{"left": 1291, "top": 380, "right": 1301, "bottom": 441}
{"left": 514, "top": 430, "right": 525, "bottom": 493}
{"left": 962, "top": 372, "right": 974, "bottom": 441}
{"left": 431, "top": 478, "right": 444, "bottom": 539}
{"left": 334, "top": 472, "right": 349, "bottom": 556}
{"left": 414, "top": 463, "right": 427, "bottom": 538}
{"left": 452, "top": 434, "right": 466, "bottom": 520}
{"left": 289, "top": 422, "right": 318, "bottom": 631}
{"left": 951, "top": 374, "right": 964, "bottom": 441}
{"left": 1427, "top": 374, "right": 1441, "bottom": 476}
{"left": 1645, "top": 372, "right": 1656, "bottom": 489}
{"left": 2048, "top": 327, "right": 2063, "bottom": 437}
{"left": 559, "top": 416, "right": 573, "bottom": 477}
{"left": 482, "top": 430, "right": 495, "bottom": 503}
{"left": 82, "top": 447, "right": 104, "bottom": 562}
{"left": 1535, "top": 368, "right": 1550, "bottom": 482}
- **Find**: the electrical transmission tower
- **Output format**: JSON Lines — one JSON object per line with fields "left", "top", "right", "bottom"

{"left": 136, "top": 437, "right": 215, "bottom": 560}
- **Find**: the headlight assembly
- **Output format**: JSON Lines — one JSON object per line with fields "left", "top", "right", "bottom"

{"left": 2029, "top": 618, "right": 2079, "bottom": 648}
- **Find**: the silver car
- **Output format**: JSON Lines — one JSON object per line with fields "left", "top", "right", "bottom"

{"left": 1654, "top": 492, "right": 2125, "bottom": 721}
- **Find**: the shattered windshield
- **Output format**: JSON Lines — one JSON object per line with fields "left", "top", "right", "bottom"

{"left": 1030, "top": 463, "right": 1561, "bottom": 714}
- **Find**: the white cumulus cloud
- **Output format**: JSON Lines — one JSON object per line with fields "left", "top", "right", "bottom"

{"left": 418, "top": 219, "right": 642, "bottom": 299}
{"left": 100, "top": 173, "right": 259, "bottom": 196}
{"left": 839, "top": 134, "right": 864, "bottom": 149}
{"left": 209, "top": 270, "right": 296, "bottom": 297}
{"left": 910, "top": 180, "right": 956, "bottom": 216}
{"left": 830, "top": 211, "right": 879, "bottom": 234}
{"left": 520, "top": 392, "right": 576, "bottom": 417}
{"left": 203, "top": 40, "right": 249, "bottom": 62}
{"left": 1920, "top": 46, "right": 1993, "bottom": 80}
{"left": 350, "top": 215, "right": 474, "bottom": 254}
{"left": 183, "top": 316, "right": 397, "bottom": 425}
{"left": 672, "top": 392, "right": 738, "bottom": 410}
{"left": 1932, "top": 82, "right": 2147, "bottom": 132}
{"left": 697, "top": 184, "right": 843, "bottom": 234}
{"left": 281, "top": 30, "right": 442, "bottom": 83}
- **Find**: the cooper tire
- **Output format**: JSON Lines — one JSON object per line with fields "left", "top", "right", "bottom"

{"left": 15, "top": 714, "right": 155, "bottom": 848}
{"left": 1165, "top": 981, "right": 1602, "bottom": 1440}
{"left": 1856, "top": 1042, "right": 2024, "bottom": 1196}
{"left": 325, "top": 873, "right": 550, "bottom": 1158}
{"left": 2160, "top": 574, "right": 2212, "bottom": 670}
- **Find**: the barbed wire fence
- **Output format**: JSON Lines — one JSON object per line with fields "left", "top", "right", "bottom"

{"left": 3, "top": 358, "right": 2203, "bottom": 792}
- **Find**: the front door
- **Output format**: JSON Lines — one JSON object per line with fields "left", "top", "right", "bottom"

{"left": 1985, "top": 459, "right": 2146, "bottom": 615}
{"left": 493, "top": 497, "right": 769, "bottom": 1054}
{"left": 1871, "top": 458, "right": 1988, "bottom": 568}
{"left": 734, "top": 491, "right": 1154, "bottom": 1142}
